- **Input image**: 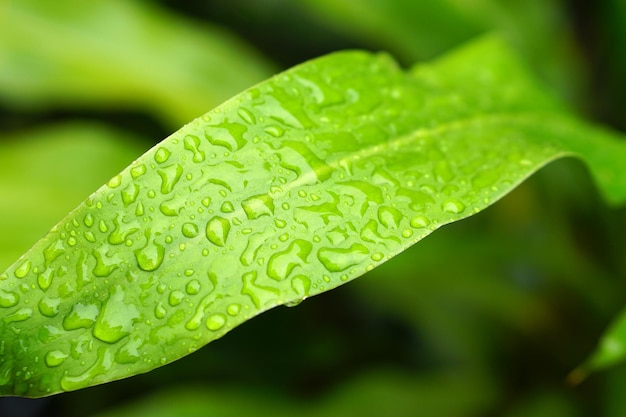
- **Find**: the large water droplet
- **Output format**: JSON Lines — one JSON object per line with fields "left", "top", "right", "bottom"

{"left": 168, "top": 290, "right": 185, "bottom": 306}
{"left": 241, "top": 194, "right": 275, "bottom": 220}
{"left": 37, "top": 269, "right": 54, "bottom": 291}
{"left": 267, "top": 239, "right": 312, "bottom": 281}
{"left": 154, "top": 147, "right": 171, "bottom": 164}
{"left": 410, "top": 215, "right": 430, "bottom": 228}
{"left": 157, "top": 164, "right": 184, "bottom": 194}
{"left": 442, "top": 199, "right": 466, "bottom": 214}
{"left": 93, "top": 285, "right": 140, "bottom": 344}
{"left": 92, "top": 246, "right": 119, "bottom": 277}
{"left": 183, "top": 134, "right": 206, "bottom": 162}
{"left": 226, "top": 304, "right": 241, "bottom": 316}
{"left": 206, "top": 216, "right": 231, "bottom": 247}
{"left": 38, "top": 297, "right": 60, "bottom": 317}
{"left": 0, "top": 290, "right": 19, "bottom": 308}
{"left": 206, "top": 314, "right": 226, "bottom": 331}
{"left": 317, "top": 244, "right": 369, "bottom": 272}
{"left": 135, "top": 235, "right": 165, "bottom": 272}
{"left": 181, "top": 222, "right": 199, "bottom": 238}
{"left": 377, "top": 206, "right": 404, "bottom": 229}
{"left": 62, "top": 303, "right": 100, "bottom": 330}
{"left": 185, "top": 279, "right": 201, "bottom": 295}
{"left": 44, "top": 350, "right": 68, "bottom": 367}
{"left": 14, "top": 260, "right": 32, "bottom": 278}
{"left": 121, "top": 183, "right": 140, "bottom": 206}
{"left": 4, "top": 308, "right": 32, "bottom": 323}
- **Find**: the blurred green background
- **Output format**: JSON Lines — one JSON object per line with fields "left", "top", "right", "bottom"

{"left": 1, "top": 0, "right": 626, "bottom": 416}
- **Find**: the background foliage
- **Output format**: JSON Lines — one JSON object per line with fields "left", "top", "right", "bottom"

{"left": 0, "top": 0, "right": 625, "bottom": 416}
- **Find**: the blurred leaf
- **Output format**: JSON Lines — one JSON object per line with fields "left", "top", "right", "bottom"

{"left": 0, "top": 123, "right": 148, "bottom": 272}
{"left": 0, "top": 0, "right": 275, "bottom": 126}
{"left": 91, "top": 370, "right": 496, "bottom": 417}
{"left": 1, "top": 35, "right": 625, "bottom": 397}
{"left": 296, "top": 0, "right": 583, "bottom": 102}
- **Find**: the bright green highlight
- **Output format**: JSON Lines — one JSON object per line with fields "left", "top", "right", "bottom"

{"left": 1, "top": 36, "right": 625, "bottom": 397}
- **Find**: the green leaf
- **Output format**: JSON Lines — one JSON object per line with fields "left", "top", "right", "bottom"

{"left": 0, "top": 0, "right": 274, "bottom": 126}
{"left": 0, "top": 35, "right": 625, "bottom": 397}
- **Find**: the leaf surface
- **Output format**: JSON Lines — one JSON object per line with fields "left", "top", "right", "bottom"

{"left": 1, "top": 36, "right": 625, "bottom": 397}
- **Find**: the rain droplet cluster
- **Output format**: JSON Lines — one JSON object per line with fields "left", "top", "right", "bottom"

{"left": 0, "top": 50, "right": 556, "bottom": 396}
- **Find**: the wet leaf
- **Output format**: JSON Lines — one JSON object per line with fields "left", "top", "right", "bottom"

{"left": 1, "top": 36, "right": 625, "bottom": 397}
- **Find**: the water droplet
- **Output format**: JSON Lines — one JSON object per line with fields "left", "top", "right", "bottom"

{"left": 206, "top": 314, "right": 226, "bottom": 331}
{"left": 4, "top": 308, "right": 32, "bottom": 323}
{"left": 37, "top": 269, "right": 54, "bottom": 291}
{"left": 159, "top": 196, "right": 186, "bottom": 216}
{"left": 377, "top": 206, "right": 404, "bottom": 229}
{"left": 154, "top": 147, "right": 171, "bottom": 164}
{"left": 226, "top": 304, "right": 241, "bottom": 316}
{"left": 442, "top": 199, "right": 466, "bottom": 214}
{"left": 93, "top": 285, "right": 141, "bottom": 344}
{"left": 130, "top": 164, "right": 147, "bottom": 179}
{"left": 267, "top": 239, "right": 312, "bottom": 281}
{"left": 84, "top": 231, "right": 96, "bottom": 242}
{"left": 238, "top": 108, "right": 256, "bottom": 124}
{"left": 38, "top": 297, "right": 60, "bottom": 317}
{"left": 157, "top": 164, "right": 184, "bottom": 194}
{"left": 84, "top": 213, "right": 95, "bottom": 227}
{"left": 265, "top": 125, "right": 284, "bottom": 137}
{"left": 168, "top": 290, "right": 185, "bottom": 306}
{"left": 242, "top": 194, "right": 275, "bottom": 220}
{"left": 45, "top": 350, "right": 68, "bottom": 367}
{"left": 410, "top": 215, "right": 430, "bottom": 228}
{"left": 14, "top": 260, "right": 32, "bottom": 278}
{"left": 0, "top": 289, "right": 18, "bottom": 308}
{"left": 317, "top": 244, "right": 369, "bottom": 272}
{"left": 135, "top": 236, "right": 165, "bottom": 272}
{"left": 220, "top": 201, "right": 235, "bottom": 213}
{"left": 185, "top": 279, "right": 201, "bottom": 295}
{"left": 107, "top": 175, "right": 122, "bottom": 188}
{"left": 402, "top": 228, "right": 414, "bottom": 238}
{"left": 92, "top": 246, "right": 119, "bottom": 277}
{"left": 121, "top": 183, "right": 140, "bottom": 206}
{"left": 115, "top": 337, "right": 143, "bottom": 364}
{"left": 183, "top": 134, "right": 206, "bottom": 162}
{"left": 154, "top": 303, "right": 167, "bottom": 319}
{"left": 98, "top": 220, "right": 109, "bottom": 233}
{"left": 181, "top": 222, "right": 199, "bottom": 238}
{"left": 274, "top": 219, "right": 287, "bottom": 228}
{"left": 206, "top": 216, "right": 231, "bottom": 247}
{"left": 60, "top": 347, "right": 113, "bottom": 392}
{"left": 62, "top": 303, "right": 100, "bottom": 330}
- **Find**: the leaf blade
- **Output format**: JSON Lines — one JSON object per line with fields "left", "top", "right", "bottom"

{"left": 1, "top": 36, "right": 625, "bottom": 397}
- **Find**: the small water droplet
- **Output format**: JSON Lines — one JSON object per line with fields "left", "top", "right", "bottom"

{"left": 93, "top": 285, "right": 140, "bottom": 344}
{"left": 220, "top": 201, "right": 235, "bottom": 213}
{"left": 4, "top": 308, "right": 33, "bottom": 323}
{"left": 206, "top": 216, "right": 231, "bottom": 247}
{"left": 168, "top": 290, "right": 185, "bottom": 306}
{"left": 135, "top": 236, "right": 165, "bottom": 272}
{"left": 0, "top": 290, "right": 19, "bottom": 308}
{"left": 183, "top": 134, "right": 206, "bottom": 163}
{"left": 181, "top": 222, "right": 199, "bottom": 238}
{"left": 45, "top": 350, "right": 68, "bottom": 367}
{"left": 442, "top": 199, "right": 466, "bottom": 214}
{"left": 84, "top": 213, "right": 95, "bottom": 227}
{"left": 317, "top": 244, "right": 369, "bottom": 272}
{"left": 107, "top": 175, "right": 122, "bottom": 188}
{"left": 154, "top": 147, "right": 172, "bottom": 164}
{"left": 38, "top": 297, "right": 60, "bottom": 317}
{"left": 14, "top": 260, "right": 32, "bottom": 278}
{"left": 154, "top": 303, "right": 167, "bottom": 319}
{"left": 242, "top": 194, "right": 275, "bottom": 220}
{"left": 130, "top": 164, "right": 147, "bottom": 179}
{"left": 238, "top": 107, "right": 256, "bottom": 124}
{"left": 226, "top": 304, "right": 241, "bottom": 316}
{"left": 402, "top": 228, "right": 413, "bottom": 238}
{"left": 410, "top": 215, "right": 430, "bottom": 228}
{"left": 265, "top": 125, "right": 284, "bottom": 137}
{"left": 185, "top": 279, "right": 201, "bottom": 295}
{"left": 206, "top": 314, "right": 226, "bottom": 331}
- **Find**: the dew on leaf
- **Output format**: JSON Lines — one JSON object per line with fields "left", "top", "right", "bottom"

{"left": 45, "top": 350, "right": 68, "bottom": 367}
{"left": 410, "top": 215, "right": 430, "bottom": 228}
{"left": 205, "top": 216, "right": 231, "bottom": 247}
{"left": 241, "top": 194, "right": 275, "bottom": 219}
{"left": 181, "top": 222, "right": 200, "bottom": 238}
{"left": 62, "top": 303, "right": 100, "bottom": 330}
{"left": 206, "top": 314, "right": 226, "bottom": 331}
{"left": 226, "top": 304, "right": 241, "bottom": 316}
{"left": 154, "top": 147, "right": 172, "bottom": 164}
{"left": 185, "top": 279, "right": 201, "bottom": 294}
{"left": 134, "top": 238, "right": 165, "bottom": 272}
{"left": 93, "top": 285, "right": 140, "bottom": 344}
{"left": 168, "top": 290, "right": 185, "bottom": 306}
{"left": 267, "top": 239, "right": 312, "bottom": 281}
{"left": 14, "top": 260, "right": 32, "bottom": 278}
{"left": 38, "top": 297, "right": 60, "bottom": 317}
{"left": 183, "top": 134, "right": 206, "bottom": 163}
{"left": 317, "top": 244, "right": 370, "bottom": 272}
{"left": 442, "top": 199, "right": 466, "bottom": 214}
{"left": 0, "top": 290, "right": 19, "bottom": 308}
{"left": 157, "top": 164, "right": 184, "bottom": 194}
